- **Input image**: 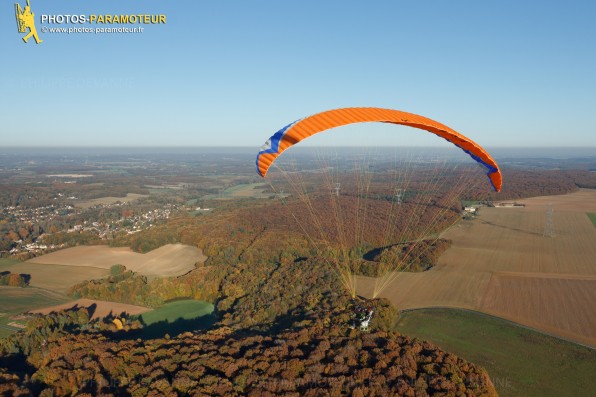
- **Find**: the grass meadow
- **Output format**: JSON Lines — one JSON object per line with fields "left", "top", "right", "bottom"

{"left": 140, "top": 299, "right": 214, "bottom": 325}
{"left": 138, "top": 299, "right": 215, "bottom": 339}
{"left": 396, "top": 308, "right": 596, "bottom": 397}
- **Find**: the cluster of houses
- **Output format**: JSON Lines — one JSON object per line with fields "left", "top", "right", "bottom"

{"left": 8, "top": 242, "right": 55, "bottom": 255}
{"left": 3, "top": 201, "right": 185, "bottom": 257}
{"left": 3, "top": 203, "right": 76, "bottom": 223}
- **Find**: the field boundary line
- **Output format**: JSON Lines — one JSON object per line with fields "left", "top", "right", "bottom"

{"left": 398, "top": 306, "right": 596, "bottom": 350}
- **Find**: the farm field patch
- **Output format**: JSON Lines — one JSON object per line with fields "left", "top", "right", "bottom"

{"left": 30, "top": 298, "right": 151, "bottom": 320}
{"left": 0, "top": 286, "right": 70, "bottom": 337}
{"left": 140, "top": 299, "right": 214, "bottom": 326}
{"left": 202, "top": 183, "right": 271, "bottom": 200}
{"left": 139, "top": 299, "right": 215, "bottom": 338}
{"left": 2, "top": 263, "right": 109, "bottom": 294}
{"left": 0, "top": 258, "right": 21, "bottom": 268}
{"left": 359, "top": 189, "right": 596, "bottom": 346}
{"left": 396, "top": 308, "right": 596, "bottom": 397}
{"left": 74, "top": 193, "right": 148, "bottom": 209}
{"left": 26, "top": 243, "right": 205, "bottom": 279}
{"left": 588, "top": 212, "right": 596, "bottom": 227}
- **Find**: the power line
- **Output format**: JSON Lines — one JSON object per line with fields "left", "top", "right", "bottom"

{"left": 394, "top": 187, "right": 403, "bottom": 204}
{"left": 333, "top": 182, "right": 341, "bottom": 197}
{"left": 543, "top": 203, "right": 555, "bottom": 238}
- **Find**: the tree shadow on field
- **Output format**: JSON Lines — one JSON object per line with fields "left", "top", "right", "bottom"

{"left": 20, "top": 273, "right": 32, "bottom": 285}
{"left": 363, "top": 244, "right": 400, "bottom": 261}
{"left": 41, "top": 302, "right": 98, "bottom": 319}
{"left": 137, "top": 311, "right": 218, "bottom": 340}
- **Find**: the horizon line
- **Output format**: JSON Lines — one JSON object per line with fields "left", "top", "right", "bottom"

{"left": 1, "top": 145, "right": 595, "bottom": 149}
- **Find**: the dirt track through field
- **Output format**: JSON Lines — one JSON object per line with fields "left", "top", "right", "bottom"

{"left": 357, "top": 189, "right": 596, "bottom": 347}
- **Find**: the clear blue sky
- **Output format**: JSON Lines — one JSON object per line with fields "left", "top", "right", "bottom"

{"left": 1, "top": 0, "right": 595, "bottom": 148}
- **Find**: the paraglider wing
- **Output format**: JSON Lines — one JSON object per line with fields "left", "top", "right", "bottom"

{"left": 256, "top": 107, "right": 502, "bottom": 192}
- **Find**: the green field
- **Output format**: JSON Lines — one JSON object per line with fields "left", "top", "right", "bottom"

{"left": 461, "top": 200, "right": 483, "bottom": 207}
{"left": 202, "top": 183, "right": 271, "bottom": 200}
{"left": 0, "top": 258, "right": 21, "bottom": 269}
{"left": 587, "top": 213, "right": 596, "bottom": 227}
{"left": 140, "top": 299, "right": 214, "bottom": 325}
{"left": 396, "top": 308, "right": 596, "bottom": 397}
{"left": 138, "top": 299, "right": 215, "bottom": 338}
{"left": 0, "top": 286, "right": 69, "bottom": 338}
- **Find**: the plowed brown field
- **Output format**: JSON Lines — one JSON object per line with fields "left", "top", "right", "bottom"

{"left": 357, "top": 189, "right": 596, "bottom": 346}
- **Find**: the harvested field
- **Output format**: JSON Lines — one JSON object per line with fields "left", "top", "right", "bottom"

{"left": 479, "top": 273, "right": 596, "bottom": 346}
{"left": 27, "top": 244, "right": 206, "bottom": 279}
{"left": 357, "top": 189, "right": 596, "bottom": 347}
{"left": 2, "top": 263, "right": 109, "bottom": 294}
{"left": 513, "top": 189, "right": 596, "bottom": 212}
{"left": 30, "top": 298, "right": 151, "bottom": 320}
{"left": 74, "top": 193, "right": 148, "bottom": 209}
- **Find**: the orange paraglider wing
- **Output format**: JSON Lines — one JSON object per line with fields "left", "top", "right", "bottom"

{"left": 256, "top": 107, "right": 502, "bottom": 192}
